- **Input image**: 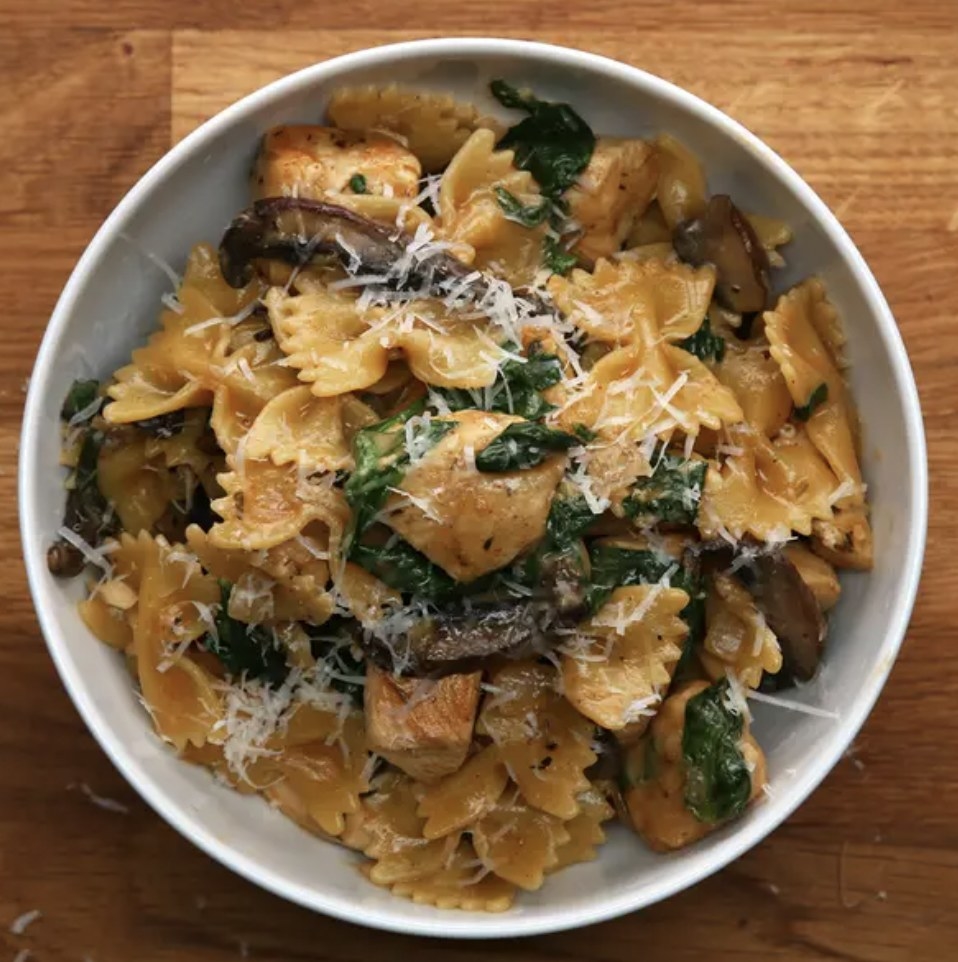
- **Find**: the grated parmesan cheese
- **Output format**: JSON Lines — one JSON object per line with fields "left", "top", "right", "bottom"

{"left": 9, "top": 910, "right": 41, "bottom": 935}
{"left": 746, "top": 689, "right": 840, "bottom": 720}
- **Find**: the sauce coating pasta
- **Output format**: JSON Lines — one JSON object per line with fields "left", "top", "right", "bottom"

{"left": 49, "top": 80, "right": 871, "bottom": 911}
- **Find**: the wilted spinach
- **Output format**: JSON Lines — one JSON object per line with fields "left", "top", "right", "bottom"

{"left": 432, "top": 342, "right": 562, "bottom": 421}
{"left": 47, "top": 379, "right": 119, "bottom": 577}
{"left": 475, "top": 422, "right": 578, "bottom": 472}
{"left": 490, "top": 80, "right": 596, "bottom": 198}
{"left": 60, "top": 379, "right": 101, "bottom": 422}
{"left": 343, "top": 402, "right": 454, "bottom": 552}
{"left": 350, "top": 538, "right": 458, "bottom": 602}
{"left": 678, "top": 318, "right": 726, "bottom": 363}
{"left": 306, "top": 616, "right": 366, "bottom": 704}
{"left": 493, "top": 187, "right": 553, "bottom": 227}
{"left": 622, "top": 454, "right": 707, "bottom": 526}
{"left": 682, "top": 678, "right": 752, "bottom": 823}
{"left": 794, "top": 382, "right": 828, "bottom": 421}
{"left": 546, "top": 488, "right": 597, "bottom": 552}
{"left": 543, "top": 234, "right": 578, "bottom": 276}
{"left": 348, "top": 173, "right": 368, "bottom": 194}
{"left": 204, "top": 580, "right": 289, "bottom": 685}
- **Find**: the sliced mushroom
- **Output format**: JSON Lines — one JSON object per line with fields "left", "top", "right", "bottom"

{"left": 673, "top": 195, "right": 770, "bottom": 314}
{"left": 735, "top": 550, "right": 826, "bottom": 683}
{"left": 218, "top": 197, "right": 475, "bottom": 291}
{"left": 360, "top": 550, "right": 589, "bottom": 678}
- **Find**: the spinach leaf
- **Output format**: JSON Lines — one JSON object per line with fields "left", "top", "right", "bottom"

{"left": 306, "top": 616, "right": 366, "bottom": 704}
{"left": 678, "top": 318, "right": 726, "bottom": 363}
{"left": 494, "top": 187, "right": 553, "bottom": 227}
{"left": 571, "top": 423, "right": 596, "bottom": 443}
{"left": 623, "top": 454, "right": 707, "bottom": 525}
{"left": 343, "top": 402, "right": 454, "bottom": 551}
{"left": 61, "top": 379, "right": 102, "bottom": 422}
{"left": 475, "top": 422, "right": 578, "bottom": 472}
{"left": 349, "top": 173, "right": 368, "bottom": 194}
{"left": 586, "top": 545, "right": 674, "bottom": 613}
{"left": 432, "top": 341, "right": 562, "bottom": 420}
{"left": 794, "top": 382, "right": 828, "bottom": 421}
{"left": 350, "top": 538, "right": 458, "bottom": 602}
{"left": 546, "top": 488, "right": 596, "bottom": 552}
{"left": 543, "top": 234, "right": 578, "bottom": 276}
{"left": 682, "top": 678, "right": 752, "bottom": 823}
{"left": 490, "top": 80, "right": 596, "bottom": 199}
{"left": 205, "top": 580, "right": 289, "bottom": 685}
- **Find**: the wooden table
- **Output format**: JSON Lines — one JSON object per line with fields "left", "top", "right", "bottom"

{"left": 2, "top": 1, "right": 956, "bottom": 958}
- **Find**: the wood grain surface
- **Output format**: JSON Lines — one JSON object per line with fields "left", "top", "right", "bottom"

{"left": 2, "top": 2, "right": 956, "bottom": 959}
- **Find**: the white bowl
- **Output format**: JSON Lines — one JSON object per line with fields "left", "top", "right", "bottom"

{"left": 19, "top": 38, "right": 927, "bottom": 938}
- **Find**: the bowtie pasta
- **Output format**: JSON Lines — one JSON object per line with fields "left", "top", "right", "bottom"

{"left": 49, "top": 79, "right": 872, "bottom": 911}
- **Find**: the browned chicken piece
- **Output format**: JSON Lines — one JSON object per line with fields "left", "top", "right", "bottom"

{"left": 566, "top": 138, "right": 658, "bottom": 264}
{"left": 253, "top": 125, "right": 422, "bottom": 201}
{"left": 622, "top": 681, "right": 767, "bottom": 852}
{"left": 364, "top": 665, "right": 482, "bottom": 782}
{"left": 382, "top": 410, "right": 567, "bottom": 582}
{"left": 784, "top": 543, "right": 842, "bottom": 611}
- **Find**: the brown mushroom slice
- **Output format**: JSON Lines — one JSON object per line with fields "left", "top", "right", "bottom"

{"left": 360, "top": 551, "right": 589, "bottom": 678}
{"left": 218, "top": 197, "right": 475, "bottom": 290}
{"left": 734, "top": 550, "right": 826, "bottom": 682}
{"left": 673, "top": 195, "right": 770, "bottom": 314}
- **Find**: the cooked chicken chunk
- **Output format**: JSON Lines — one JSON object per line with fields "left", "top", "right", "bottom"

{"left": 364, "top": 665, "right": 482, "bottom": 782}
{"left": 567, "top": 138, "right": 658, "bottom": 264}
{"left": 253, "top": 125, "right": 422, "bottom": 201}
{"left": 382, "top": 411, "right": 567, "bottom": 582}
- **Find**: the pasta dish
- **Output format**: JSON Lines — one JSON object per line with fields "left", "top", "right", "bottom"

{"left": 48, "top": 80, "right": 873, "bottom": 911}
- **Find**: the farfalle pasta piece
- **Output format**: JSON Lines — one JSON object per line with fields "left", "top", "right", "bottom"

{"left": 552, "top": 331, "right": 744, "bottom": 444}
{"left": 478, "top": 662, "right": 596, "bottom": 820}
{"left": 561, "top": 584, "right": 690, "bottom": 732}
{"left": 566, "top": 138, "right": 658, "bottom": 263}
{"left": 714, "top": 338, "right": 793, "bottom": 437}
{"left": 130, "top": 532, "right": 224, "bottom": 751}
{"left": 765, "top": 280, "right": 863, "bottom": 502}
{"left": 439, "top": 128, "right": 547, "bottom": 286}
{"left": 185, "top": 524, "right": 335, "bottom": 625}
{"left": 698, "top": 425, "right": 838, "bottom": 541}
{"left": 654, "top": 133, "right": 708, "bottom": 229}
{"left": 242, "top": 386, "right": 377, "bottom": 471}
{"left": 548, "top": 257, "right": 715, "bottom": 344}
{"left": 269, "top": 714, "right": 370, "bottom": 837}
{"left": 210, "top": 459, "right": 350, "bottom": 552}
{"left": 266, "top": 286, "right": 502, "bottom": 396}
{"left": 253, "top": 124, "right": 422, "bottom": 199}
{"left": 104, "top": 245, "right": 261, "bottom": 424}
{"left": 385, "top": 842, "right": 516, "bottom": 912}
{"left": 552, "top": 786, "right": 615, "bottom": 870}
{"left": 359, "top": 772, "right": 461, "bottom": 884}
{"left": 327, "top": 84, "right": 503, "bottom": 174}
{"left": 97, "top": 435, "right": 178, "bottom": 534}
{"left": 699, "top": 573, "right": 782, "bottom": 688}
{"left": 472, "top": 789, "right": 571, "bottom": 891}
{"left": 265, "top": 286, "right": 391, "bottom": 396}
{"left": 417, "top": 746, "right": 509, "bottom": 839}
